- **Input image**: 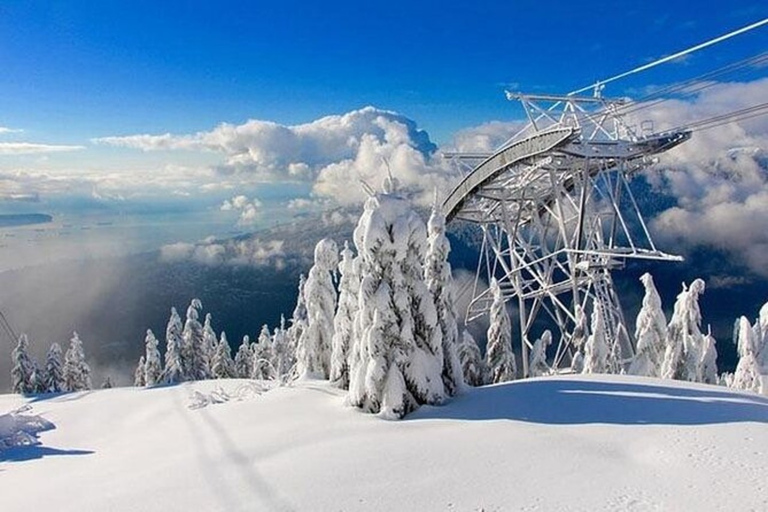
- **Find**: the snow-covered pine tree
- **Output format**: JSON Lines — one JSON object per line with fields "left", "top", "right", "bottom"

{"left": 661, "top": 279, "right": 706, "bottom": 381}
{"left": 348, "top": 183, "right": 446, "bottom": 419}
{"left": 583, "top": 306, "right": 609, "bottom": 374}
{"left": 297, "top": 238, "right": 339, "bottom": 379}
{"left": 134, "top": 355, "right": 146, "bottom": 387}
{"left": 570, "top": 304, "right": 588, "bottom": 373}
{"left": 31, "top": 361, "right": 47, "bottom": 394}
{"left": 202, "top": 313, "right": 218, "bottom": 378}
{"left": 211, "top": 332, "right": 236, "bottom": 379}
{"left": 330, "top": 241, "right": 360, "bottom": 389}
{"left": 63, "top": 332, "right": 92, "bottom": 391}
{"left": 181, "top": 299, "right": 209, "bottom": 381}
{"left": 163, "top": 307, "right": 185, "bottom": 384}
{"left": 629, "top": 273, "right": 668, "bottom": 377}
{"left": 732, "top": 316, "right": 763, "bottom": 393}
{"left": 425, "top": 201, "right": 463, "bottom": 396}
{"left": 756, "top": 301, "right": 768, "bottom": 372}
{"left": 485, "top": 279, "right": 516, "bottom": 383}
{"left": 272, "top": 316, "right": 294, "bottom": 381}
{"left": 700, "top": 326, "right": 718, "bottom": 385}
{"left": 457, "top": 330, "right": 485, "bottom": 387}
{"left": 252, "top": 324, "right": 274, "bottom": 380}
{"left": 286, "top": 274, "right": 308, "bottom": 357}
{"left": 44, "top": 342, "right": 64, "bottom": 393}
{"left": 529, "top": 330, "right": 553, "bottom": 378}
{"left": 144, "top": 329, "right": 162, "bottom": 386}
{"left": 11, "top": 333, "right": 35, "bottom": 394}
{"left": 234, "top": 335, "right": 252, "bottom": 378}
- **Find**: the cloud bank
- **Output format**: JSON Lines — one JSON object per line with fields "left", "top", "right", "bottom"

{"left": 634, "top": 78, "right": 768, "bottom": 277}
{"left": 160, "top": 237, "right": 288, "bottom": 269}
{"left": 0, "top": 142, "right": 85, "bottom": 155}
{"left": 94, "top": 106, "right": 460, "bottom": 205}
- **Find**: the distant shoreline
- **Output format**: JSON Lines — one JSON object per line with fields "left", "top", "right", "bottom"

{"left": 0, "top": 213, "right": 53, "bottom": 228}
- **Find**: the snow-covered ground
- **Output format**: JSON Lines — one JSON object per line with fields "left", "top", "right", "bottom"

{"left": 1, "top": 375, "right": 767, "bottom": 512}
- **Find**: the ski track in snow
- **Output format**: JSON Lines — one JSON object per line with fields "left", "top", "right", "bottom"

{"left": 0, "top": 375, "right": 766, "bottom": 512}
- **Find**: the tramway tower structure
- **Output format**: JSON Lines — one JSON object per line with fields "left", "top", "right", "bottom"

{"left": 443, "top": 91, "right": 691, "bottom": 377}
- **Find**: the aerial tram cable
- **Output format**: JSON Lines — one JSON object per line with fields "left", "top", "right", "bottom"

{"left": 569, "top": 17, "right": 768, "bottom": 97}
{"left": 614, "top": 51, "right": 768, "bottom": 118}
{"left": 0, "top": 308, "right": 18, "bottom": 345}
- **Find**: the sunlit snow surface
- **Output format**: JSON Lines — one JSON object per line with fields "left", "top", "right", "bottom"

{"left": 1, "top": 375, "right": 767, "bottom": 511}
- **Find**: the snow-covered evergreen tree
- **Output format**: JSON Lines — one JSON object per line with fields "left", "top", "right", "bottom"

{"left": 700, "top": 326, "right": 718, "bottom": 385}
{"left": 425, "top": 202, "right": 463, "bottom": 396}
{"left": 181, "top": 299, "right": 209, "bottom": 381}
{"left": 252, "top": 324, "right": 274, "bottom": 380}
{"left": 348, "top": 184, "right": 446, "bottom": 419}
{"left": 457, "top": 330, "right": 485, "bottom": 387}
{"left": 297, "top": 238, "right": 338, "bottom": 379}
{"left": 270, "top": 316, "right": 293, "bottom": 381}
{"left": 30, "top": 361, "right": 46, "bottom": 394}
{"left": 11, "top": 333, "right": 35, "bottom": 394}
{"left": 286, "top": 274, "right": 308, "bottom": 358}
{"left": 211, "top": 332, "right": 236, "bottom": 379}
{"left": 583, "top": 306, "right": 609, "bottom": 374}
{"left": 629, "top": 273, "right": 668, "bottom": 377}
{"left": 163, "top": 307, "right": 185, "bottom": 384}
{"left": 234, "top": 335, "right": 252, "bottom": 379}
{"left": 570, "top": 304, "right": 588, "bottom": 372}
{"left": 134, "top": 355, "right": 146, "bottom": 387}
{"left": 756, "top": 301, "right": 768, "bottom": 372}
{"left": 202, "top": 313, "right": 218, "bottom": 378}
{"left": 63, "top": 332, "right": 91, "bottom": 391}
{"left": 529, "top": 330, "right": 553, "bottom": 378}
{"left": 43, "top": 342, "right": 64, "bottom": 393}
{"left": 485, "top": 279, "right": 516, "bottom": 383}
{"left": 732, "top": 316, "right": 763, "bottom": 393}
{"left": 144, "top": 329, "right": 162, "bottom": 386}
{"left": 330, "top": 241, "right": 360, "bottom": 389}
{"left": 661, "top": 279, "right": 706, "bottom": 382}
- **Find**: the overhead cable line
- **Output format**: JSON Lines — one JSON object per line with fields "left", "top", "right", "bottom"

{"left": 569, "top": 17, "right": 768, "bottom": 96}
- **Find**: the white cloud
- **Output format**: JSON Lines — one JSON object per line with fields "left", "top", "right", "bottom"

{"left": 633, "top": 78, "right": 768, "bottom": 276}
{"left": 220, "top": 194, "right": 263, "bottom": 226}
{"left": 287, "top": 198, "right": 315, "bottom": 209}
{"left": 446, "top": 120, "right": 524, "bottom": 153}
{"left": 159, "top": 238, "right": 287, "bottom": 269}
{"left": 0, "top": 142, "right": 85, "bottom": 155}
{"left": 93, "top": 106, "right": 460, "bottom": 206}
{"left": 0, "top": 126, "right": 23, "bottom": 135}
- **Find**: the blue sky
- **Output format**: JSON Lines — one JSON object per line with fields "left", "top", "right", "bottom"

{"left": 0, "top": 1, "right": 765, "bottom": 143}
{"left": 0, "top": 1, "right": 767, "bottom": 270}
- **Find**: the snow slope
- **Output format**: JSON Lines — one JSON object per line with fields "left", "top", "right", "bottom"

{"left": 1, "top": 375, "right": 767, "bottom": 512}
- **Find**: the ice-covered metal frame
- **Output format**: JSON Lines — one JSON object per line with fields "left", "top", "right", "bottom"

{"left": 443, "top": 93, "right": 691, "bottom": 376}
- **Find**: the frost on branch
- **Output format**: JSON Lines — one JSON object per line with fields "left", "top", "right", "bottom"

{"left": 731, "top": 316, "right": 763, "bottom": 394}
{"left": 348, "top": 189, "right": 445, "bottom": 419}
{"left": 629, "top": 273, "right": 667, "bottom": 378}
{"left": 330, "top": 241, "right": 360, "bottom": 389}
{"left": 297, "top": 238, "right": 339, "bottom": 379}
{"left": 425, "top": 202, "right": 463, "bottom": 396}
{"left": 661, "top": 279, "right": 706, "bottom": 382}
{"left": 485, "top": 279, "right": 516, "bottom": 383}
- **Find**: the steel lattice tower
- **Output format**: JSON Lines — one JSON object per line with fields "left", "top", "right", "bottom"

{"left": 443, "top": 92, "right": 690, "bottom": 376}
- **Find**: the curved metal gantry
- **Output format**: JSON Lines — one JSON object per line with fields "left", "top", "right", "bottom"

{"left": 443, "top": 92, "right": 690, "bottom": 377}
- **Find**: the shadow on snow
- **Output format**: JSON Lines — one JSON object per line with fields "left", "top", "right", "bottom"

{"left": 411, "top": 378, "right": 768, "bottom": 426}
{"left": 0, "top": 445, "right": 94, "bottom": 462}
